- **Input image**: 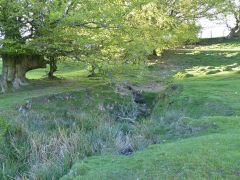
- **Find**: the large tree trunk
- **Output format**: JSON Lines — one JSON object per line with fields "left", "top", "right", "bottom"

{"left": 1, "top": 54, "right": 46, "bottom": 93}
{"left": 88, "top": 64, "right": 97, "bottom": 77}
{"left": 152, "top": 49, "right": 158, "bottom": 56}
{"left": 228, "top": 26, "right": 240, "bottom": 38}
{"left": 228, "top": 17, "right": 240, "bottom": 38}
{"left": 48, "top": 57, "right": 57, "bottom": 79}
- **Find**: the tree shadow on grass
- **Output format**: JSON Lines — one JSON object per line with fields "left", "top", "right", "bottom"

{"left": 169, "top": 50, "right": 240, "bottom": 68}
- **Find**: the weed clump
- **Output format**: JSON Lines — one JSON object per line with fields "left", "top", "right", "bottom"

{"left": 174, "top": 72, "right": 194, "bottom": 79}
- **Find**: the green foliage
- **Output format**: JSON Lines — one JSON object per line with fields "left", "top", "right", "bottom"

{"left": 0, "top": 0, "right": 202, "bottom": 75}
{"left": 0, "top": 122, "right": 31, "bottom": 179}
{"left": 206, "top": 0, "right": 240, "bottom": 37}
{"left": 1, "top": 26, "right": 240, "bottom": 180}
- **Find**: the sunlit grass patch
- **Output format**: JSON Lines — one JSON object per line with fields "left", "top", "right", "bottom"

{"left": 159, "top": 72, "right": 240, "bottom": 119}
{"left": 195, "top": 38, "right": 240, "bottom": 50}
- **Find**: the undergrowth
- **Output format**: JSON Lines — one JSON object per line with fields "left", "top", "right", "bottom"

{"left": 0, "top": 84, "right": 206, "bottom": 179}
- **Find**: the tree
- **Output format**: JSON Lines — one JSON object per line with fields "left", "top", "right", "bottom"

{"left": 203, "top": 0, "right": 240, "bottom": 38}
{"left": 0, "top": 0, "right": 138, "bottom": 92}
{"left": 0, "top": 0, "right": 203, "bottom": 93}
{"left": 129, "top": 0, "right": 218, "bottom": 56}
{"left": 218, "top": 0, "right": 240, "bottom": 38}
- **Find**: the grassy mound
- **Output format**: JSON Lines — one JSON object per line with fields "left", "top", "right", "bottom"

{"left": 61, "top": 70, "right": 240, "bottom": 179}
{"left": 153, "top": 73, "right": 240, "bottom": 119}
{"left": 61, "top": 38, "right": 240, "bottom": 179}
{"left": 61, "top": 116, "right": 240, "bottom": 180}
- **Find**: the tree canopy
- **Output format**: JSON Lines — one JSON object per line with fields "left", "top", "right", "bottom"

{"left": 214, "top": 0, "right": 240, "bottom": 38}
{"left": 0, "top": 0, "right": 215, "bottom": 92}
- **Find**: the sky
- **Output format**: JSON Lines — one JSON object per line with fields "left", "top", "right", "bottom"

{"left": 197, "top": 15, "right": 236, "bottom": 38}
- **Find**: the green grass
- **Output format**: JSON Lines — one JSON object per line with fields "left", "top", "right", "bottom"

{"left": 1, "top": 38, "right": 240, "bottom": 179}
{"left": 60, "top": 39, "right": 240, "bottom": 180}
{"left": 152, "top": 73, "right": 240, "bottom": 119}
{"left": 61, "top": 117, "right": 240, "bottom": 180}
{"left": 0, "top": 60, "right": 166, "bottom": 111}
{"left": 0, "top": 61, "right": 91, "bottom": 110}
{"left": 61, "top": 72, "right": 240, "bottom": 179}
{"left": 196, "top": 38, "right": 240, "bottom": 50}
{"left": 0, "top": 59, "right": 167, "bottom": 179}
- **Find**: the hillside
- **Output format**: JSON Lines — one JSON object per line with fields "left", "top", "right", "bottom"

{"left": 1, "top": 38, "right": 240, "bottom": 179}
{"left": 61, "top": 116, "right": 240, "bottom": 180}
{"left": 62, "top": 39, "right": 240, "bottom": 179}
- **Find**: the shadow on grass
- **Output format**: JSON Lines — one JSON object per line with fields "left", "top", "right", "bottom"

{"left": 198, "top": 37, "right": 240, "bottom": 46}
{"left": 170, "top": 50, "right": 240, "bottom": 68}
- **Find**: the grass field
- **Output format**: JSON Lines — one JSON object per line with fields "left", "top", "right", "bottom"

{"left": 61, "top": 117, "right": 240, "bottom": 180}
{"left": 1, "top": 39, "right": 240, "bottom": 179}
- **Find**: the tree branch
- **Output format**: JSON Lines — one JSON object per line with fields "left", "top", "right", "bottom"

{"left": 73, "top": 21, "right": 121, "bottom": 29}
